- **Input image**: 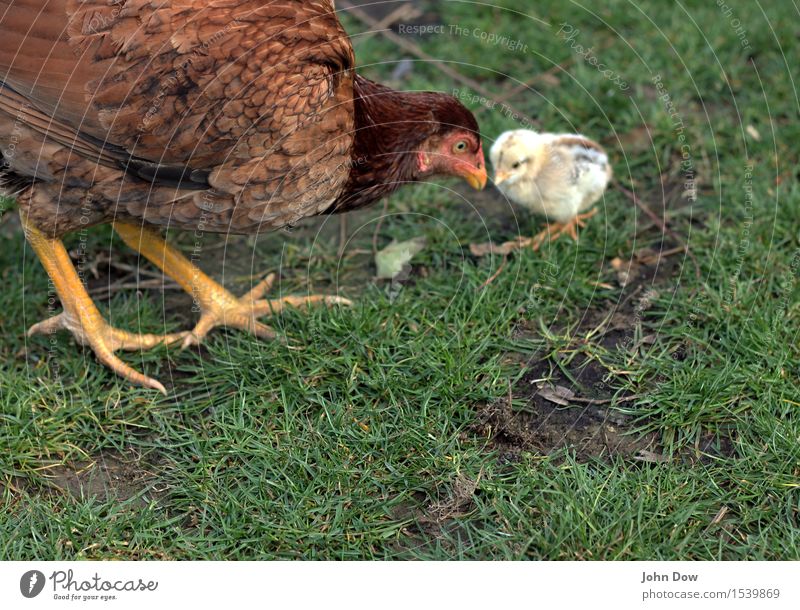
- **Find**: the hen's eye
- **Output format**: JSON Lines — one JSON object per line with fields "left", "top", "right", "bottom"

{"left": 453, "top": 141, "right": 468, "bottom": 153}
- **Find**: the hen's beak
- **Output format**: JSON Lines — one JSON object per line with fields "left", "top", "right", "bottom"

{"left": 455, "top": 160, "right": 488, "bottom": 191}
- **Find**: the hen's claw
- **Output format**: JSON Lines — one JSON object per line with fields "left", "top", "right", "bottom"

{"left": 26, "top": 309, "right": 184, "bottom": 395}
{"left": 28, "top": 312, "right": 186, "bottom": 352}
{"left": 113, "top": 221, "right": 351, "bottom": 349}
{"left": 29, "top": 315, "right": 183, "bottom": 395}
{"left": 182, "top": 272, "right": 352, "bottom": 348}
{"left": 21, "top": 212, "right": 186, "bottom": 394}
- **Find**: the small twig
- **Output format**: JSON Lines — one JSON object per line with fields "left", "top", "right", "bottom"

{"left": 479, "top": 254, "right": 508, "bottom": 289}
{"left": 565, "top": 393, "right": 643, "bottom": 406}
{"left": 89, "top": 278, "right": 181, "bottom": 298}
{"left": 636, "top": 245, "right": 686, "bottom": 265}
{"left": 98, "top": 259, "right": 166, "bottom": 280}
{"left": 702, "top": 505, "right": 730, "bottom": 535}
{"left": 616, "top": 181, "right": 701, "bottom": 280}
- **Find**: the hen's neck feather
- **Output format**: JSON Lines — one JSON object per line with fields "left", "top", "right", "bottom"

{"left": 328, "top": 75, "right": 470, "bottom": 213}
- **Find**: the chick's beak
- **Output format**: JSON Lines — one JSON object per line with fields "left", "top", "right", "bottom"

{"left": 494, "top": 171, "right": 510, "bottom": 186}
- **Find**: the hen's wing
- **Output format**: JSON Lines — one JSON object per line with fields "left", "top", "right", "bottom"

{"left": 0, "top": 0, "right": 356, "bottom": 226}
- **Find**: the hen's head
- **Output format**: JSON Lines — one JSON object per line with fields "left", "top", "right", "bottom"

{"left": 413, "top": 96, "right": 487, "bottom": 190}
{"left": 351, "top": 77, "right": 487, "bottom": 193}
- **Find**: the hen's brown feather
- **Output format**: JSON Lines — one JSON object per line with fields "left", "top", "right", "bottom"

{"left": 0, "top": 0, "right": 478, "bottom": 237}
{"left": 329, "top": 74, "right": 480, "bottom": 214}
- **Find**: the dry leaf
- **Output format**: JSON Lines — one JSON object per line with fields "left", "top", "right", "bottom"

{"left": 634, "top": 449, "right": 669, "bottom": 463}
{"left": 537, "top": 383, "right": 576, "bottom": 406}
{"left": 375, "top": 237, "right": 427, "bottom": 279}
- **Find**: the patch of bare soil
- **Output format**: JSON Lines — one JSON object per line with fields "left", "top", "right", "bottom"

{"left": 41, "top": 451, "right": 161, "bottom": 507}
{"left": 388, "top": 478, "right": 483, "bottom": 558}
{"left": 473, "top": 358, "right": 660, "bottom": 464}
{"left": 465, "top": 198, "right": 685, "bottom": 464}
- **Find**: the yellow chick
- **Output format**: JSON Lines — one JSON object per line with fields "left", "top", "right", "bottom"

{"left": 490, "top": 129, "right": 612, "bottom": 250}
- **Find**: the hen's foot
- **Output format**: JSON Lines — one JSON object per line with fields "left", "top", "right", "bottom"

{"left": 531, "top": 208, "right": 598, "bottom": 251}
{"left": 21, "top": 212, "right": 183, "bottom": 394}
{"left": 112, "top": 222, "right": 351, "bottom": 349}
{"left": 28, "top": 312, "right": 185, "bottom": 394}
{"left": 183, "top": 273, "right": 351, "bottom": 348}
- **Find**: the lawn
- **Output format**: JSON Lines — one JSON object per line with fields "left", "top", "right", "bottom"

{"left": 1, "top": 0, "right": 798, "bottom": 560}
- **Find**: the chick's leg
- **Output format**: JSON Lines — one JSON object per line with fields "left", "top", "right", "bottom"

{"left": 21, "top": 212, "right": 185, "bottom": 394}
{"left": 531, "top": 208, "right": 598, "bottom": 251}
{"left": 112, "top": 222, "right": 351, "bottom": 348}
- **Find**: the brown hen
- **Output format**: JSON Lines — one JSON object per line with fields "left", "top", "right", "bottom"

{"left": 0, "top": 0, "right": 486, "bottom": 392}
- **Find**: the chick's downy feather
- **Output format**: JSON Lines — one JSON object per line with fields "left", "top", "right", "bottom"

{"left": 490, "top": 129, "right": 611, "bottom": 224}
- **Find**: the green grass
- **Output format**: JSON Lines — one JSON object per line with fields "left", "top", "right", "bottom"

{"left": 1, "top": 0, "right": 798, "bottom": 559}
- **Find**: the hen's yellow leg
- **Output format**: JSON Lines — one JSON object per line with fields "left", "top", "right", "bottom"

{"left": 112, "top": 222, "right": 351, "bottom": 348}
{"left": 21, "top": 212, "right": 186, "bottom": 394}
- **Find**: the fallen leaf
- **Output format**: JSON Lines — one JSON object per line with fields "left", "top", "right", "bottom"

{"left": 537, "top": 383, "right": 576, "bottom": 406}
{"left": 634, "top": 449, "right": 669, "bottom": 463}
{"left": 746, "top": 124, "right": 761, "bottom": 141}
{"left": 375, "top": 237, "right": 427, "bottom": 279}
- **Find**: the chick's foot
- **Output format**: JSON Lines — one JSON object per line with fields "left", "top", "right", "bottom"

{"left": 531, "top": 208, "right": 598, "bottom": 250}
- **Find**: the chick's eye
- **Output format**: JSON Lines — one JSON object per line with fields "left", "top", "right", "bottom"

{"left": 453, "top": 141, "right": 468, "bottom": 153}
{"left": 512, "top": 161, "right": 521, "bottom": 169}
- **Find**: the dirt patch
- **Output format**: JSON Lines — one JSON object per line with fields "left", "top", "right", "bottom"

{"left": 42, "top": 451, "right": 161, "bottom": 506}
{"left": 473, "top": 359, "right": 660, "bottom": 463}
{"left": 388, "top": 478, "right": 482, "bottom": 558}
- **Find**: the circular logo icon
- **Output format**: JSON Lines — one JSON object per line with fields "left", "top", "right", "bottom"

{"left": 20, "top": 570, "right": 46, "bottom": 599}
